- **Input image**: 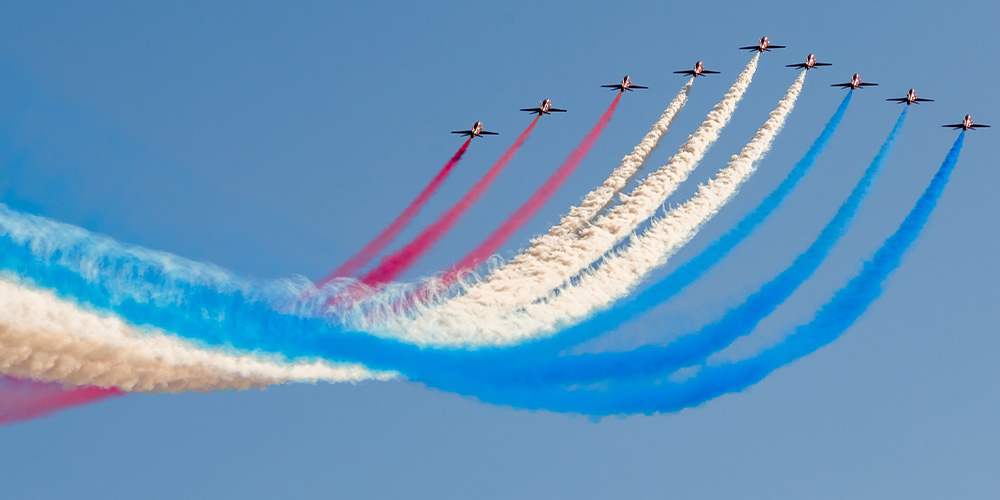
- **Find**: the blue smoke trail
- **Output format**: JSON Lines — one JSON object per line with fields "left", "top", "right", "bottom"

{"left": 475, "top": 105, "right": 906, "bottom": 386}
{"left": 426, "top": 132, "right": 965, "bottom": 415}
{"left": 461, "top": 92, "right": 855, "bottom": 364}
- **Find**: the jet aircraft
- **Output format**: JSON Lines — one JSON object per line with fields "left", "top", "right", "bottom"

{"left": 739, "top": 36, "right": 786, "bottom": 52}
{"left": 786, "top": 53, "right": 832, "bottom": 70}
{"left": 942, "top": 115, "right": 990, "bottom": 131}
{"left": 451, "top": 121, "right": 499, "bottom": 138}
{"left": 674, "top": 61, "right": 720, "bottom": 78}
{"left": 520, "top": 99, "right": 567, "bottom": 116}
{"left": 601, "top": 75, "right": 648, "bottom": 92}
{"left": 886, "top": 89, "right": 934, "bottom": 105}
{"left": 831, "top": 73, "right": 878, "bottom": 89}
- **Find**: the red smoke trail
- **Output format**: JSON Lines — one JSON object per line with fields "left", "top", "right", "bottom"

{"left": 359, "top": 117, "right": 540, "bottom": 286}
{"left": 0, "top": 376, "right": 121, "bottom": 425}
{"left": 441, "top": 94, "right": 621, "bottom": 287}
{"left": 316, "top": 138, "right": 472, "bottom": 287}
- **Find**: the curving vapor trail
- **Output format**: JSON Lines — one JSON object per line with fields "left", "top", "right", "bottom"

{"left": 389, "top": 68, "right": 801, "bottom": 347}
{"left": 358, "top": 117, "right": 540, "bottom": 286}
{"left": 472, "top": 105, "right": 907, "bottom": 387}
{"left": 467, "top": 91, "right": 853, "bottom": 365}
{"left": 317, "top": 138, "right": 472, "bottom": 284}
{"left": 432, "top": 56, "right": 759, "bottom": 323}
{"left": 421, "top": 133, "right": 965, "bottom": 415}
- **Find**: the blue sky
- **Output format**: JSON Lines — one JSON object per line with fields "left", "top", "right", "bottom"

{"left": 0, "top": 1, "right": 998, "bottom": 498}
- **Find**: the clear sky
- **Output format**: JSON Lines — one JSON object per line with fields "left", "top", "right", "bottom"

{"left": 1, "top": 1, "right": 998, "bottom": 498}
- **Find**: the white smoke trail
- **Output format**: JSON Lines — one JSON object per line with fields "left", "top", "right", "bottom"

{"left": 0, "top": 277, "right": 394, "bottom": 392}
{"left": 375, "top": 55, "right": 761, "bottom": 343}
{"left": 385, "top": 70, "right": 805, "bottom": 346}
{"left": 453, "top": 56, "right": 758, "bottom": 308}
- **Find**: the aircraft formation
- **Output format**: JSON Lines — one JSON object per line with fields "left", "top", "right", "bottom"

{"left": 454, "top": 36, "right": 988, "bottom": 139}
{"left": 0, "top": 33, "right": 982, "bottom": 423}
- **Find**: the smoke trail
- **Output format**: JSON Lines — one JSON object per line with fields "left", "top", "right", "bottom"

{"left": 434, "top": 56, "right": 758, "bottom": 320}
{"left": 468, "top": 91, "right": 852, "bottom": 365}
{"left": 317, "top": 138, "right": 471, "bottom": 284}
{"left": 426, "top": 133, "right": 965, "bottom": 415}
{"left": 0, "top": 376, "right": 121, "bottom": 424}
{"left": 0, "top": 277, "right": 392, "bottom": 391}
{"left": 389, "top": 69, "right": 800, "bottom": 347}
{"left": 479, "top": 105, "right": 906, "bottom": 386}
{"left": 359, "top": 118, "right": 540, "bottom": 286}
{"left": 621, "top": 91, "right": 853, "bottom": 314}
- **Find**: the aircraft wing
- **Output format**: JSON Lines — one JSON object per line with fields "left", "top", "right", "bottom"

{"left": 549, "top": 108, "right": 568, "bottom": 112}
{"left": 481, "top": 131, "right": 500, "bottom": 135}
{"left": 738, "top": 45, "right": 759, "bottom": 50}
{"left": 914, "top": 98, "right": 934, "bottom": 102}
{"left": 785, "top": 63, "right": 808, "bottom": 68}
{"left": 970, "top": 124, "right": 991, "bottom": 129}
{"left": 702, "top": 70, "right": 721, "bottom": 74}
{"left": 886, "top": 98, "right": 909, "bottom": 102}
{"left": 673, "top": 70, "right": 696, "bottom": 75}
{"left": 451, "top": 131, "right": 472, "bottom": 136}
{"left": 941, "top": 124, "right": 965, "bottom": 129}
{"left": 768, "top": 45, "right": 787, "bottom": 49}
{"left": 629, "top": 85, "right": 648, "bottom": 89}
{"left": 520, "top": 108, "right": 542, "bottom": 113}
{"left": 857, "top": 82, "right": 879, "bottom": 87}
{"left": 830, "top": 83, "right": 854, "bottom": 88}
{"left": 813, "top": 62, "right": 833, "bottom": 66}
